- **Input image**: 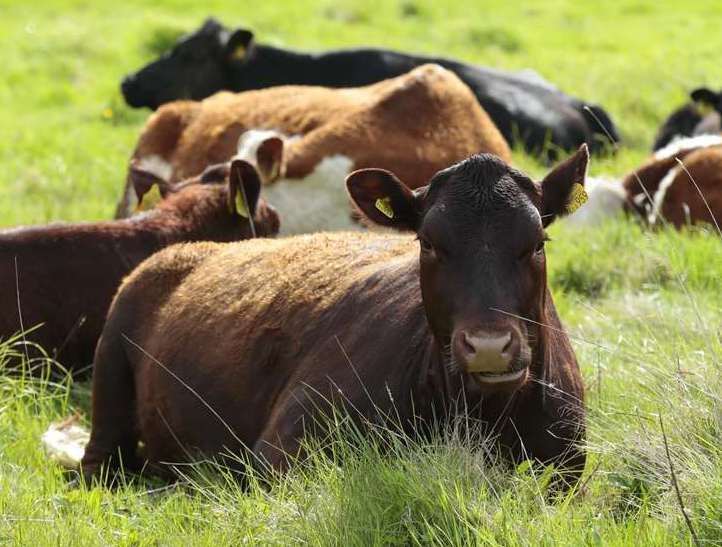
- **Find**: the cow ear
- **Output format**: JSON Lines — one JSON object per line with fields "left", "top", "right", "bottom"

{"left": 225, "top": 29, "right": 255, "bottom": 62}
{"left": 228, "top": 159, "right": 261, "bottom": 218}
{"left": 256, "top": 137, "right": 284, "bottom": 183}
{"left": 691, "top": 87, "right": 719, "bottom": 106}
{"left": 539, "top": 144, "right": 589, "bottom": 226}
{"left": 346, "top": 168, "right": 421, "bottom": 231}
{"left": 200, "top": 162, "right": 231, "bottom": 184}
{"left": 129, "top": 165, "right": 171, "bottom": 209}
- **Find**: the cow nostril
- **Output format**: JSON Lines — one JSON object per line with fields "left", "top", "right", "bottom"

{"left": 461, "top": 331, "right": 477, "bottom": 357}
{"left": 501, "top": 333, "right": 513, "bottom": 355}
{"left": 121, "top": 76, "right": 137, "bottom": 93}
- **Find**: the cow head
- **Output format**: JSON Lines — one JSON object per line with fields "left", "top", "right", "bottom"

{"left": 347, "top": 146, "right": 589, "bottom": 390}
{"left": 690, "top": 87, "right": 722, "bottom": 115}
{"left": 130, "top": 158, "right": 280, "bottom": 238}
{"left": 121, "top": 18, "right": 255, "bottom": 109}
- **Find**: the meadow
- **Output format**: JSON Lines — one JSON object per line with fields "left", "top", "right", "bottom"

{"left": 1, "top": 0, "right": 721, "bottom": 544}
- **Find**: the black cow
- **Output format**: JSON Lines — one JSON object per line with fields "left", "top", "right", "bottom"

{"left": 653, "top": 87, "right": 722, "bottom": 151}
{"left": 121, "top": 18, "right": 619, "bottom": 159}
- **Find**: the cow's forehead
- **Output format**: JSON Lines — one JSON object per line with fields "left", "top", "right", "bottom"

{"left": 179, "top": 22, "right": 222, "bottom": 47}
{"left": 425, "top": 154, "right": 540, "bottom": 221}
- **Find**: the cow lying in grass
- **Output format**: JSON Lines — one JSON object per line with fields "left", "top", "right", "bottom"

{"left": 0, "top": 160, "right": 278, "bottom": 374}
{"left": 623, "top": 135, "right": 722, "bottom": 229}
{"left": 79, "top": 146, "right": 590, "bottom": 487}
{"left": 115, "top": 64, "right": 512, "bottom": 229}
{"left": 565, "top": 135, "right": 722, "bottom": 230}
{"left": 120, "top": 17, "right": 618, "bottom": 158}
{"left": 653, "top": 87, "right": 722, "bottom": 151}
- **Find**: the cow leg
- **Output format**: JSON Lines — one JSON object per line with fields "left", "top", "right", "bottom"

{"left": 81, "top": 330, "right": 139, "bottom": 484}
{"left": 250, "top": 401, "right": 311, "bottom": 477}
{"left": 499, "top": 388, "right": 586, "bottom": 490}
{"left": 251, "top": 420, "right": 304, "bottom": 476}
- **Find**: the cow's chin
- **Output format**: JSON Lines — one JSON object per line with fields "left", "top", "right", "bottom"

{"left": 471, "top": 366, "right": 529, "bottom": 390}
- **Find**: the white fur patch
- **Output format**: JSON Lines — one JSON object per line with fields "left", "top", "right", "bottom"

{"left": 653, "top": 134, "right": 722, "bottom": 160}
{"left": 563, "top": 176, "right": 626, "bottom": 227}
{"left": 42, "top": 418, "right": 90, "bottom": 469}
{"left": 235, "top": 128, "right": 288, "bottom": 163}
{"left": 649, "top": 165, "right": 682, "bottom": 225}
{"left": 135, "top": 154, "right": 173, "bottom": 181}
{"left": 264, "top": 155, "right": 357, "bottom": 235}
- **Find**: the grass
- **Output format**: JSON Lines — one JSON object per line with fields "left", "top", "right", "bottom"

{"left": 1, "top": 0, "right": 721, "bottom": 544}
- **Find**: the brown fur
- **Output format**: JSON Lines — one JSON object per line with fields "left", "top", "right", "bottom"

{"left": 623, "top": 144, "right": 722, "bottom": 228}
{"left": 120, "top": 65, "right": 510, "bottom": 216}
{"left": 657, "top": 147, "right": 722, "bottom": 227}
{"left": 0, "top": 176, "right": 278, "bottom": 374}
{"left": 83, "top": 150, "right": 586, "bottom": 487}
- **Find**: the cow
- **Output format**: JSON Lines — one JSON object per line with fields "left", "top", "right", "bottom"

{"left": 624, "top": 135, "right": 722, "bottom": 228}
{"left": 115, "top": 64, "right": 512, "bottom": 234}
{"left": 563, "top": 135, "right": 722, "bottom": 230}
{"left": 0, "top": 159, "right": 278, "bottom": 374}
{"left": 653, "top": 88, "right": 722, "bottom": 151}
{"left": 120, "top": 18, "right": 619, "bottom": 158}
{"left": 79, "top": 146, "right": 590, "bottom": 489}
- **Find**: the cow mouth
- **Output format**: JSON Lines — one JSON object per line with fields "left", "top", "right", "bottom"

{"left": 472, "top": 367, "right": 528, "bottom": 385}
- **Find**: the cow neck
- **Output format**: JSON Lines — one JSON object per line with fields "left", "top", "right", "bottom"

{"left": 235, "top": 45, "right": 321, "bottom": 88}
{"left": 125, "top": 196, "right": 223, "bottom": 244}
{"left": 388, "top": 257, "right": 469, "bottom": 419}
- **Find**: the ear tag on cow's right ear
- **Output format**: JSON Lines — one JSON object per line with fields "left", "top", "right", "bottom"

{"left": 565, "top": 183, "right": 588, "bottom": 214}
{"left": 231, "top": 45, "right": 246, "bottom": 60}
{"left": 235, "top": 188, "right": 250, "bottom": 218}
{"left": 695, "top": 101, "right": 714, "bottom": 116}
{"left": 135, "top": 184, "right": 162, "bottom": 212}
{"left": 375, "top": 196, "right": 394, "bottom": 219}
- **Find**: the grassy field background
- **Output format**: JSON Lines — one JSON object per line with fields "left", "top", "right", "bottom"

{"left": 1, "top": 0, "right": 721, "bottom": 544}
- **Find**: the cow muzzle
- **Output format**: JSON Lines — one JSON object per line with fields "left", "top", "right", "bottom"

{"left": 452, "top": 326, "right": 529, "bottom": 386}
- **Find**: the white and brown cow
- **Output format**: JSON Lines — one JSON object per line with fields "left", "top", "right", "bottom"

{"left": 116, "top": 64, "right": 511, "bottom": 233}
{"left": 623, "top": 135, "right": 722, "bottom": 229}
{"left": 565, "top": 135, "right": 722, "bottom": 230}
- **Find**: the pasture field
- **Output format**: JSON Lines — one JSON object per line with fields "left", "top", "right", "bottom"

{"left": 1, "top": 0, "right": 721, "bottom": 544}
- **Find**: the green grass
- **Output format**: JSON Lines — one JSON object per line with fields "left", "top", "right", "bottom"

{"left": 1, "top": 0, "right": 721, "bottom": 544}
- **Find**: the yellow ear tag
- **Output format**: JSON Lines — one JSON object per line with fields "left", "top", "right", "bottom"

{"left": 231, "top": 45, "right": 246, "bottom": 60}
{"left": 695, "top": 101, "right": 714, "bottom": 116}
{"left": 134, "top": 184, "right": 162, "bottom": 212}
{"left": 375, "top": 196, "right": 394, "bottom": 219}
{"left": 235, "top": 188, "right": 250, "bottom": 218}
{"left": 565, "top": 183, "right": 588, "bottom": 214}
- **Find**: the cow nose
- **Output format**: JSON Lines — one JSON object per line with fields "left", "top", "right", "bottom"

{"left": 454, "top": 329, "right": 519, "bottom": 373}
{"left": 121, "top": 75, "right": 137, "bottom": 97}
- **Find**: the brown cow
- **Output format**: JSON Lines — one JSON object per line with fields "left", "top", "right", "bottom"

{"left": 0, "top": 160, "right": 278, "bottom": 374}
{"left": 81, "top": 147, "right": 588, "bottom": 487}
{"left": 623, "top": 135, "right": 722, "bottom": 229}
{"left": 115, "top": 64, "right": 512, "bottom": 229}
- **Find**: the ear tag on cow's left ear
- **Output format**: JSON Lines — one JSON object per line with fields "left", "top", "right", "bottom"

{"left": 135, "top": 184, "right": 162, "bottom": 212}
{"left": 235, "top": 188, "right": 250, "bottom": 218}
{"left": 375, "top": 196, "right": 394, "bottom": 219}
{"left": 231, "top": 45, "right": 246, "bottom": 60}
{"left": 565, "top": 183, "right": 588, "bottom": 214}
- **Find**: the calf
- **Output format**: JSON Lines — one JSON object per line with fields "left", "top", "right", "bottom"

{"left": 0, "top": 160, "right": 278, "bottom": 373}
{"left": 81, "top": 146, "right": 589, "bottom": 487}
{"left": 653, "top": 88, "right": 722, "bottom": 151}
{"left": 561, "top": 135, "right": 722, "bottom": 230}
{"left": 116, "top": 64, "right": 512, "bottom": 232}
{"left": 624, "top": 135, "right": 722, "bottom": 228}
{"left": 120, "top": 18, "right": 618, "bottom": 157}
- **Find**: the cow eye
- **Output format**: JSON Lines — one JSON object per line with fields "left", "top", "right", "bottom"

{"left": 520, "top": 236, "right": 549, "bottom": 261}
{"left": 419, "top": 237, "right": 433, "bottom": 253}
